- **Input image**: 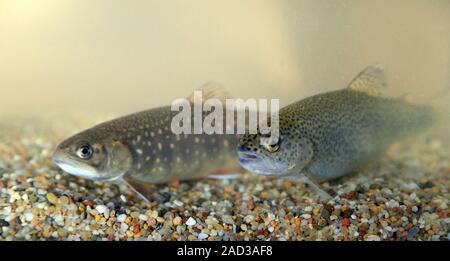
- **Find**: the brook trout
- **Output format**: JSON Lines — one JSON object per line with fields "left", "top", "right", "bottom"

{"left": 237, "top": 65, "right": 435, "bottom": 199}
{"left": 52, "top": 85, "right": 241, "bottom": 200}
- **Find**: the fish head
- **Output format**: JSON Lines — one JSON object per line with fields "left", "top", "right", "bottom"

{"left": 52, "top": 129, "right": 132, "bottom": 182}
{"left": 237, "top": 131, "right": 313, "bottom": 177}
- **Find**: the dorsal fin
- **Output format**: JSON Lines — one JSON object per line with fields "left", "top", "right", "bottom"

{"left": 186, "top": 82, "right": 230, "bottom": 104}
{"left": 347, "top": 64, "right": 387, "bottom": 97}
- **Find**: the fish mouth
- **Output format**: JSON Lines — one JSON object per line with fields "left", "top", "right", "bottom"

{"left": 52, "top": 149, "right": 100, "bottom": 181}
{"left": 237, "top": 150, "right": 287, "bottom": 176}
{"left": 237, "top": 151, "right": 263, "bottom": 164}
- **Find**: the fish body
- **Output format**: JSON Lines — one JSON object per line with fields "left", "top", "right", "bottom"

{"left": 238, "top": 65, "right": 435, "bottom": 183}
{"left": 53, "top": 88, "right": 240, "bottom": 187}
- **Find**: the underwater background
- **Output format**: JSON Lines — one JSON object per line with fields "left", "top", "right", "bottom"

{"left": 0, "top": 0, "right": 449, "bottom": 241}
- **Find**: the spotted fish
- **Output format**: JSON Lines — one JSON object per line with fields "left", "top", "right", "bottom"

{"left": 52, "top": 85, "right": 241, "bottom": 200}
{"left": 237, "top": 65, "right": 435, "bottom": 199}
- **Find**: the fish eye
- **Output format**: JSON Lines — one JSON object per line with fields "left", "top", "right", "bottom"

{"left": 76, "top": 145, "right": 93, "bottom": 159}
{"left": 264, "top": 142, "right": 280, "bottom": 153}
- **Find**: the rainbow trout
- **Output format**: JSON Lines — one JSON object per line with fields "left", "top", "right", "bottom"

{"left": 237, "top": 65, "right": 434, "bottom": 199}
{"left": 52, "top": 86, "right": 241, "bottom": 200}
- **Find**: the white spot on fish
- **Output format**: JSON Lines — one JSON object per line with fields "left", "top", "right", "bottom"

{"left": 176, "top": 157, "right": 181, "bottom": 163}
{"left": 147, "top": 141, "right": 152, "bottom": 146}
{"left": 158, "top": 129, "right": 162, "bottom": 135}
{"left": 137, "top": 135, "right": 141, "bottom": 142}
{"left": 156, "top": 158, "right": 161, "bottom": 163}
{"left": 145, "top": 156, "right": 151, "bottom": 161}
{"left": 158, "top": 143, "right": 162, "bottom": 150}
{"left": 170, "top": 143, "right": 175, "bottom": 149}
{"left": 150, "top": 131, "right": 155, "bottom": 137}
{"left": 136, "top": 149, "right": 143, "bottom": 155}
{"left": 195, "top": 137, "right": 200, "bottom": 143}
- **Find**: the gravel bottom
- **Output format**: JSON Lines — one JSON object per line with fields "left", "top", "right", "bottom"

{"left": 0, "top": 114, "right": 449, "bottom": 241}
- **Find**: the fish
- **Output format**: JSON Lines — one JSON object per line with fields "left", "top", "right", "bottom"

{"left": 52, "top": 84, "right": 242, "bottom": 200}
{"left": 237, "top": 65, "right": 435, "bottom": 199}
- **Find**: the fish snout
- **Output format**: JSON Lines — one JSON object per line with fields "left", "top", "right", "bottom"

{"left": 237, "top": 145, "right": 263, "bottom": 165}
{"left": 52, "top": 145, "right": 69, "bottom": 165}
{"left": 52, "top": 149, "right": 64, "bottom": 165}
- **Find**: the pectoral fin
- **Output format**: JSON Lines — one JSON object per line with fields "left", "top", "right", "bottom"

{"left": 285, "top": 171, "right": 333, "bottom": 201}
{"left": 117, "top": 176, "right": 154, "bottom": 203}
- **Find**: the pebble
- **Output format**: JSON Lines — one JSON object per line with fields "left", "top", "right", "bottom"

{"left": 95, "top": 205, "right": 107, "bottom": 214}
{"left": 198, "top": 233, "right": 208, "bottom": 240}
{"left": 117, "top": 214, "right": 127, "bottom": 223}
{"left": 24, "top": 212, "right": 34, "bottom": 222}
{"left": 186, "top": 217, "right": 196, "bottom": 226}
{"left": 365, "top": 235, "right": 381, "bottom": 241}
{"left": 301, "top": 214, "right": 311, "bottom": 219}
{"left": 120, "top": 223, "right": 129, "bottom": 232}
{"left": 0, "top": 118, "right": 447, "bottom": 241}
{"left": 222, "top": 215, "right": 234, "bottom": 224}
{"left": 46, "top": 193, "right": 58, "bottom": 205}
{"left": 244, "top": 215, "right": 254, "bottom": 223}
{"left": 407, "top": 227, "right": 420, "bottom": 239}
{"left": 173, "top": 199, "right": 184, "bottom": 207}
{"left": 173, "top": 216, "right": 182, "bottom": 226}
{"left": 304, "top": 206, "right": 313, "bottom": 212}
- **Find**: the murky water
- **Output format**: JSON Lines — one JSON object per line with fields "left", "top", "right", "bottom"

{"left": 0, "top": 1, "right": 448, "bottom": 241}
